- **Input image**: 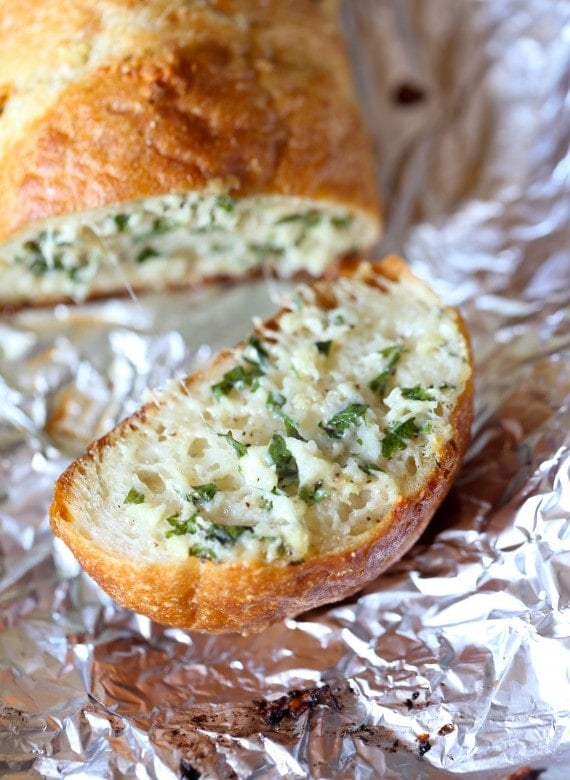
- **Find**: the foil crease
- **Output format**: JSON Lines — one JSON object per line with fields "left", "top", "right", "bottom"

{"left": 1, "top": 1, "right": 570, "bottom": 777}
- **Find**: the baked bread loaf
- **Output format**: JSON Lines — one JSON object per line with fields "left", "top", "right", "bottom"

{"left": 50, "top": 257, "right": 473, "bottom": 634}
{"left": 0, "top": 0, "right": 381, "bottom": 308}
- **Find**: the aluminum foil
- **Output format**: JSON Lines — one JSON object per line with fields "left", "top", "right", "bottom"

{"left": 1, "top": 1, "right": 570, "bottom": 777}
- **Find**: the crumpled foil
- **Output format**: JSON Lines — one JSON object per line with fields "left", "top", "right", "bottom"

{"left": 1, "top": 1, "right": 570, "bottom": 777}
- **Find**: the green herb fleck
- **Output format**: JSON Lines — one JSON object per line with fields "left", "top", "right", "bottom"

{"left": 218, "top": 431, "right": 249, "bottom": 458}
{"left": 214, "top": 194, "right": 235, "bottom": 212}
{"left": 247, "top": 334, "right": 269, "bottom": 368}
{"left": 319, "top": 403, "right": 368, "bottom": 439}
{"left": 381, "top": 417, "right": 420, "bottom": 459}
{"left": 266, "top": 392, "right": 305, "bottom": 441}
{"left": 331, "top": 214, "right": 354, "bottom": 229}
{"left": 136, "top": 246, "right": 160, "bottom": 263}
{"left": 266, "top": 391, "right": 286, "bottom": 410}
{"left": 401, "top": 385, "right": 435, "bottom": 401}
{"left": 251, "top": 243, "right": 285, "bottom": 259}
{"left": 165, "top": 512, "right": 198, "bottom": 538}
{"left": 316, "top": 340, "right": 332, "bottom": 356}
{"left": 124, "top": 488, "right": 145, "bottom": 505}
{"left": 134, "top": 218, "right": 176, "bottom": 243}
{"left": 188, "top": 543, "right": 218, "bottom": 561}
{"left": 368, "top": 345, "right": 402, "bottom": 397}
{"left": 268, "top": 433, "right": 299, "bottom": 492}
{"left": 262, "top": 498, "right": 274, "bottom": 511}
{"left": 114, "top": 214, "right": 130, "bottom": 232}
{"left": 23, "top": 239, "right": 42, "bottom": 255}
{"left": 299, "top": 481, "right": 328, "bottom": 505}
{"left": 206, "top": 522, "right": 252, "bottom": 546}
{"left": 359, "top": 462, "right": 382, "bottom": 475}
{"left": 212, "top": 362, "right": 264, "bottom": 398}
{"left": 276, "top": 210, "right": 321, "bottom": 228}
{"left": 283, "top": 417, "right": 305, "bottom": 440}
{"left": 150, "top": 217, "right": 173, "bottom": 235}
{"left": 187, "top": 483, "right": 218, "bottom": 505}
{"left": 30, "top": 257, "right": 48, "bottom": 276}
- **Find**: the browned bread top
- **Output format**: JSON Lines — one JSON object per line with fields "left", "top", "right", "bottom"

{"left": 0, "top": 0, "right": 380, "bottom": 241}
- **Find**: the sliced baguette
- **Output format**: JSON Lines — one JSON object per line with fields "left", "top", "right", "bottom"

{"left": 50, "top": 257, "right": 473, "bottom": 634}
{"left": 0, "top": 0, "right": 380, "bottom": 308}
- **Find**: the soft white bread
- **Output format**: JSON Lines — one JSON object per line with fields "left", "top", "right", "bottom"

{"left": 50, "top": 257, "right": 473, "bottom": 634}
{"left": 0, "top": 0, "right": 381, "bottom": 308}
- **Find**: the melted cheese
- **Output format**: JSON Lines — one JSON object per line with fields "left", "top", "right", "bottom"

{"left": 82, "top": 269, "right": 470, "bottom": 566}
{"left": 0, "top": 193, "right": 377, "bottom": 305}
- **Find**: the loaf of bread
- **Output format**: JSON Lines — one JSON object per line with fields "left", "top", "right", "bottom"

{"left": 50, "top": 257, "right": 473, "bottom": 634}
{"left": 0, "top": 0, "right": 381, "bottom": 308}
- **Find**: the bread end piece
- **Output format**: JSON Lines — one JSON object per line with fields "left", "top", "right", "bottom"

{"left": 0, "top": 0, "right": 381, "bottom": 308}
{"left": 50, "top": 256, "right": 473, "bottom": 634}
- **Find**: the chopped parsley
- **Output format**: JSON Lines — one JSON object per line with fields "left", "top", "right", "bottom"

{"left": 214, "top": 194, "right": 235, "bottom": 212}
{"left": 251, "top": 243, "right": 285, "bottom": 259}
{"left": 165, "top": 512, "right": 198, "bottom": 538}
{"left": 266, "top": 391, "right": 286, "bottom": 410}
{"left": 188, "top": 543, "right": 217, "bottom": 561}
{"left": 134, "top": 217, "right": 175, "bottom": 243}
{"left": 358, "top": 462, "right": 382, "bottom": 475}
{"left": 212, "top": 362, "right": 264, "bottom": 398}
{"left": 315, "top": 340, "right": 332, "bottom": 356}
{"left": 187, "top": 483, "right": 218, "bottom": 505}
{"left": 136, "top": 246, "right": 160, "bottom": 263}
{"left": 187, "top": 522, "right": 252, "bottom": 561}
{"left": 283, "top": 418, "right": 305, "bottom": 440}
{"left": 276, "top": 210, "right": 321, "bottom": 228}
{"left": 124, "top": 488, "right": 145, "bottom": 505}
{"left": 401, "top": 385, "right": 435, "bottom": 401}
{"left": 381, "top": 417, "right": 420, "bottom": 459}
{"left": 319, "top": 403, "right": 368, "bottom": 439}
{"left": 218, "top": 431, "right": 249, "bottom": 458}
{"left": 299, "top": 482, "right": 328, "bottom": 505}
{"left": 268, "top": 433, "right": 299, "bottom": 492}
{"left": 114, "top": 214, "right": 130, "bottom": 232}
{"left": 206, "top": 522, "right": 252, "bottom": 546}
{"left": 331, "top": 214, "right": 354, "bottom": 229}
{"left": 329, "top": 312, "right": 346, "bottom": 326}
{"left": 212, "top": 335, "right": 270, "bottom": 398}
{"left": 266, "top": 392, "right": 305, "bottom": 440}
{"left": 247, "top": 334, "right": 270, "bottom": 369}
{"left": 368, "top": 344, "right": 402, "bottom": 397}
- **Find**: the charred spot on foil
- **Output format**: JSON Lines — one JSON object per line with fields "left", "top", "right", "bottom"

{"left": 347, "top": 724, "right": 402, "bottom": 753}
{"left": 180, "top": 760, "right": 201, "bottom": 780}
{"left": 406, "top": 689, "right": 431, "bottom": 711}
{"left": 438, "top": 722, "right": 455, "bottom": 736}
{"left": 391, "top": 82, "right": 427, "bottom": 106}
{"left": 406, "top": 690, "right": 422, "bottom": 710}
{"left": 257, "top": 684, "right": 340, "bottom": 729}
{"left": 504, "top": 769, "right": 545, "bottom": 780}
{"left": 0, "top": 706, "right": 29, "bottom": 727}
{"left": 417, "top": 733, "right": 432, "bottom": 757}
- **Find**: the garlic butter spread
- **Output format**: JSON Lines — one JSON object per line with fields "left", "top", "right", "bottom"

{"left": 101, "top": 271, "right": 470, "bottom": 566}
{"left": 0, "top": 194, "right": 376, "bottom": 303}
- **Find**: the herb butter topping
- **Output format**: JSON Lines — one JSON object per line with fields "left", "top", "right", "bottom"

{"left": 98, "top": 271, "right": 471, "bottom": 567}
{"left": 0, "top": 193, "right": 376, "bottom": 303}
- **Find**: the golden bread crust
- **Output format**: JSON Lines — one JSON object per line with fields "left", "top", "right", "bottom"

{"left": 50, "top": 257, "right": 474, "bottom": 634}
{"left": 0, "top": 0, "right": 380, "bottom": 241}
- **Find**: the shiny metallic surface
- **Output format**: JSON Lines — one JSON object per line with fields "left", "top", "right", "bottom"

{"left": 1, "top": 1, "right": 569, "bottom": 777}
